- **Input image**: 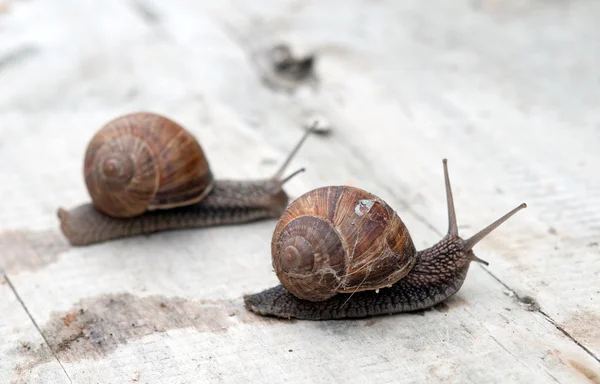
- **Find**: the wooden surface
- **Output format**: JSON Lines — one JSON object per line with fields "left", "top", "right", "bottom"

{"left": 1, "top": 0, "right": 599, "bottom": 383}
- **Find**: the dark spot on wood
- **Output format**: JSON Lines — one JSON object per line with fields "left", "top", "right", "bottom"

{"left": 517, "top": 295, "right": 540, "bottom": 312}
{"left": 56, "top": 329, "right": 85, "bottom": 352}
{"left": 16, "top": 292, "right": 275, "bottom": 370}
{"left": 0, "top": 229, "right": 70, "bottom": 274}
{"left": 288, "top": 349, "right": 293, "bottom": 352}
{"left": 569, "top": 360, "right": 600, "bottom": 384}
{"left": 588, "top": 242, "right": 598, "bottom": 247}
{"left": 270, "top": 44, "right": 315, "bottom": 80}
{"left": 19, "top": 342, "right": 32, "bottom": 351}
{"left": 548, "top": 227, "right": 558, "bottom": 235}
{"left": 251, "top": 43, "right": 319, "bottom": 93}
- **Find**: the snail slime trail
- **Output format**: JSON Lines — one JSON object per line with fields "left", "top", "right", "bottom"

{"left": 244, "top": 159, "right": 527, "bottom": 320}
{"left": 58, "top": 113, "right": 317, "bottom": 246}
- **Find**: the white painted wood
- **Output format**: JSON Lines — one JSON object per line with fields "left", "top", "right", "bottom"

{"left": 0, "top": 0, "right": 598, "bottom": 383}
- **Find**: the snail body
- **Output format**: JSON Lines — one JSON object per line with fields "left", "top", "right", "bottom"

{"left": 244, "top": 160, "right": 527, "bottom": 320}
{"left": 58, "top": 112, "right": 311, "bottom": 246}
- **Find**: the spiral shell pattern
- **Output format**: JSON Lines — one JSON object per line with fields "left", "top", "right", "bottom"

{"left": 84, "top": 112, "right": 213, "bottom": 218}
{"left": 272, "top": 186, "right": 417, "bottom": 301}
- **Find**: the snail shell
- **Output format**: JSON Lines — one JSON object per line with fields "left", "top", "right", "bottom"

{"left": 83, "top": 112, "right": 214, "bottom": 218}
{"left": 246, "top": 160, "right": 528, "bottom": 320}
{"left": 272, "top": 186, "right": 417, "bottom": 301}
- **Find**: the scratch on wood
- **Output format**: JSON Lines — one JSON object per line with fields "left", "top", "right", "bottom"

{"left": 489, "top": 334, "right": 528, "bottom": 368}
{"left": 0, "top": 229, "right": 70, "bottom": 274}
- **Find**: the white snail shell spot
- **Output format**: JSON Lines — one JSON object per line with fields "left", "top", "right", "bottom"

{"left": 355, "top": 199, "right": 374, "bottom": 216}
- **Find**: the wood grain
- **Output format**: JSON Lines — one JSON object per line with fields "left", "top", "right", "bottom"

{"left": 0, "top": 0, "right": 598, "bottom": 382}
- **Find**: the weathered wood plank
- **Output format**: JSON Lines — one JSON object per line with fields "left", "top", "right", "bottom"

{"left": 0, "top": 0, "right": 599, "bottom": 383}
{"left": 3, "top": 224, "right": 599, "bottom": 383}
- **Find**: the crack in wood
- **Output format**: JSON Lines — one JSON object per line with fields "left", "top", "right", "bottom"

{"left": 485, "top": 268, "right": 600, "bottom": 365}
{"left": 541, "top": 309, "right": 600, "bottom": 365}
{"left": 3, "top": 273, "right": 73, "bottom": 384}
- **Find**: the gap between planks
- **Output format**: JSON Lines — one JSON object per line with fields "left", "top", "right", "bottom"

{"left": 3, "top": 272, "right": 73, "bottom": 384}
{"left": 484, "top": 268, "right": 600, "bottom": 364}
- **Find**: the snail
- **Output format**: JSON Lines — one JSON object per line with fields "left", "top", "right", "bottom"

{"left": 244, "top": 159, "right": 527, "bottom": 320}
{"left": 58, "top": 112, "right": 313, "bottom": 246}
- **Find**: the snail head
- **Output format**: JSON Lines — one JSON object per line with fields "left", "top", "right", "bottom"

{"left": 441, "top": 159, "right": 527, "bottom": 266}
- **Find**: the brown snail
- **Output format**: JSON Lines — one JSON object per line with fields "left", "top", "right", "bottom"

{"left": 58, "top": 112, "right": 312, "bottom": 246}
{"left": 244, "top": 159, "right": 527, "bottom": 320}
